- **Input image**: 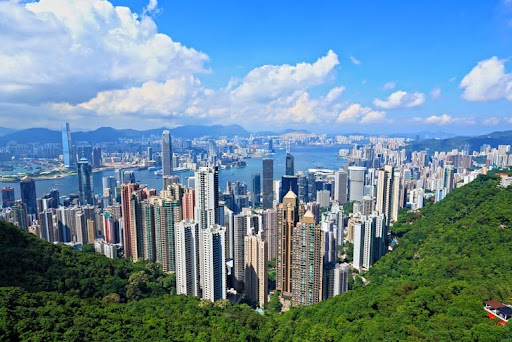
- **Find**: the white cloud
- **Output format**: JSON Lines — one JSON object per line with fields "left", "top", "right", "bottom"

{"left": 482, "top": 117, "right": 500, "bottom": 126}
{"left": 383, "top": 82, "right": 396, "bottom": 90}
{"left": 0, "top": 0, "right": 208, "bottom": 105}
{"left": 430, "top": 87, "right": 441, "bottom": 99}
{"left": 459, "top": 57, "right": 512, "bottom": 101}
{"left": 373, "top": 90, "right": 426, "bottom": 109}
{"left": 350, "top": 56, "right": 361, "bottom": 65}
{"left": 143, "top": 0, "right": 159, "bottom": 15}
{"left": 424, "top": 114, "right": 453, "bottom": 125}
{"left": 336, "top": 104, "right": 387, "bottom": 124}
{"left": 449, "top": 77, "right": 456, "bottom": 83}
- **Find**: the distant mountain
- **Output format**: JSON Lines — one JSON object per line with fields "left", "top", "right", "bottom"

{"left": 0, "top": 126, "right": 16, "bottom": 137}
{"left": 407, "top": 129, "right": 512, "bottom": 152}
{"left": 0, "top": 124, "right": 250, "bottom": 146}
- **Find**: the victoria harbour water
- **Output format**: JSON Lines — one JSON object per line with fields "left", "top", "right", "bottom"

{"left": 0, "top": 145, "right": 347, "bottom": 200}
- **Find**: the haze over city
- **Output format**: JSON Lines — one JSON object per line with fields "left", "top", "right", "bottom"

{"left": 1, "top": 0, "right": 512, "bottom": 133}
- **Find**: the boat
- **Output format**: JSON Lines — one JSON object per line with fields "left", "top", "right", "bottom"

{"left": 154, "top": 170, "right": 163, "bottom": 176}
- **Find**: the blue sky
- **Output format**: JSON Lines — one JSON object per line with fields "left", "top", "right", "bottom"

{"left": 1, "top": 0, "right": 512, "bottom": 134}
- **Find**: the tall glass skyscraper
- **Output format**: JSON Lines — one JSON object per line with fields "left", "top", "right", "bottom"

{"left": 20, "top": 177, "right": 37, "bottom": 216}
{"left": 77, "top": 158, "right": 93, "bottom": 205}
{"left": 262, "top": 158, "right": 273, "bottom": 209}
{"left": 252, "top": 173, "right": 261, "bottom": 206}
{"left": 285, "top": 152, "right": 295, "bottom": 176}
{"left": 61, "top": 122, "right": 73, "bottom": 168}
{"left": 161, "top": 130, "right": 172, "bottom": 177}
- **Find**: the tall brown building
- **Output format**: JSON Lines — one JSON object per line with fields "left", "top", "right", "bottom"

{"left": 244, "top": 233, "right": 268, "bottom": 308}
{"left": 276, "top": 190, "right": 303, "bottom": 297}
{"left": 291, "top": 210, "right": 323, "bottom": 306}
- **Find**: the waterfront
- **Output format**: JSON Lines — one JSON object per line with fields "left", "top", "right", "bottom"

{"left": 0, "top": 145, "right": 347, "bottom": 200}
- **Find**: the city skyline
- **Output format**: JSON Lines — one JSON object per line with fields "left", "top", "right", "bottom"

{"left": 1, "top": 0, "right": 512, "bottom": 134}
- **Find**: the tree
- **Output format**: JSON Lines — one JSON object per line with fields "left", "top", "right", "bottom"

{"left": 266, "top": 291, "right": 282, "bottom": 313}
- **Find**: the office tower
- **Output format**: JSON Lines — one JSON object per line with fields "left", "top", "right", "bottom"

{"left": 268, "top": 138, "right": 273, "bottom": 152}
{"left": 162, "top": 130, "right": 172, "bottom": 177}
{"left": 279, "top": 175, "right": 298, "bottom": 203}
{"left": 348, "top": 166, "right": 366, "bottom": 202}
{"left": 123, "top": 171, "right": 136, "bottom": 184}
{"left": 10, "top": 201, "right": 28, "bottom": 231}
{"left": 276, "top": 190, "right": 303, "bottom": 297}
{"left": 147, "top": 146, "right": 153, "bottom": 161}
{"left": 194, "top": 166, "right": 220, "bottom": 230}
{"left": 61, "top": 122, "right": 73, "bottom": 168}
{"left": 262, "top": 158, "right": 274, "bottom": 209}
{"left": 297, "top": 172, "right": 308, "bottom": 203}
{"left": 77, "top": 158, "right": 93, "bottom": 205}
{"left": 102, "top": 176, "right": 117, "bottom": 203}
{"left": 233, "top": 209, "right": 261, "bottom": 292}
{"left": 91, "top": 146, "right": 102, "bottom": 168}
{"left": 20, "top": 177, "right": 37, "bottom": 217}
{"left": 291, "top": 211, "right": 323, "bottom": 306}
{"left": 182, "top": 189, "right": 195, "bottom": 220}
{"left": 322, "top": 262, "right": 350, "bottom": 300}
{"left": 443, "top": 163, "right": 455, "bottom": 193}
{"left": 376, "top": 165, "right": 400, "bottom": 226}
{"left": 115, "top": 168, "right": 123, "bottom": 186}
{"left": 175, "top": 219, "right": 200, "bottom": 296}
{"left": 77, "top": 145, "right": 93, "bottom": 164}
{"left": 334, "top": 170, "right": 348, "bottom": 204}
{"left": 199, "top": 224, "right": 227, "bottom": 302}
{"left": 2, "top": 187, "right": 15, "bottom": 208}
{"left": 316, "top": 189, "right": 331, "bottom": 209}
{"left": 244, "top": 233, "right": 268, "bottom": 307}
{"left": 252, "top": 173, "right": 261, "bottom": 206}
{"left": 285, "top": 152, "right": 295, "bottom": 176}
{"left": 263, "top": 208, "right": 277, "bottom": 261}
{"left": 273, "top": 180, "right": 281, "bottom": 204}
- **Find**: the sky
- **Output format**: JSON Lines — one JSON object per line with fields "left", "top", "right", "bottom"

{"left": 1, "top": 0, "right": 512, "bottom": 134}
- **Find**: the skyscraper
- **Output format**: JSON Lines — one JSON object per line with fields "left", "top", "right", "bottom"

{"left": 162, "top": 130, "right": 172, "bottom": 177}
{"left": 244, "top": 233, "right": 268, "bottom": 307}
{"left": 376, "top": 165, "right": 400, "bottom": 226}
{"left": 291, "top": 211, "right": 323, "bottom": 306}
{"left": 121, "top": 183, "right": 140, "bottom": 259}
{"left": 198, "top": 224, "right": 227, "bottom": 302}
{"left": 61, "top": 122, "right": 73, "bottom": 168}
{"left": 334, "top": 170, "right": 348, "bottom": 204}
{"left": 20, "top": 177, "right": 37, "bottom": 217}
{"left": 194, "top": 166, "right": 220, "bottom": 230}
{"left": 175, "top": 219, "right": 200, "bottom": 296}
{"left": 285, "top": 152, "right": 295, "bottom": 176}
{"left": 77, "top": 158, "right": 93, "bottom": 205}
{"left": 233, "top": 209, "right": 261, "bottom": 292}
{"left": 276, "top": 190, "right": 303, "bottom": 297}
{"left": 279, "top": 175, "right": 298, "bottom": 203}
{"left": 92, "top": 146, "right": 102, "bottom": 168}
{"left": 352, "top": 213, "right": 386, "bottom": 270}
{"left": 348, "top": 166, "right": 366, "bottom": 202}
{"left": 262, "top": 158, "right": 274, "bottom": 209}
{"left": 2, "top": 187, "right": 15, "bottom": 208}
{"left": 252, "top": 173, "right": 261, "bottom": 206}
{"left": 443, "top": 163, "right": 455, "bottom": 194}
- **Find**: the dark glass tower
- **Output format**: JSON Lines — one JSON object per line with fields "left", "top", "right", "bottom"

{"left": 285, "top": 152, "right": 295, "bottom": 176}
{"left": 20, "top": 177, "right": 37, "bottom": 215}
{"left": 262, "top": 158, "right": 274, "bottom": 209}
{"left": 252, "top": 173, "right": 261, "bottom": 206}
{"left": 77, "top": 158, "right": 93, "bottom": 205}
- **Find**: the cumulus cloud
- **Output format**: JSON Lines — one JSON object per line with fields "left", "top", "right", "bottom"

{"left": 373, "top": 90, "right": 426, "bottom": 109}
{"left": 417, "top": 114, "right": 475, "bottom": 126}
{"left": 336, "top": 104, "right": 387, "bottom": 124}
{"left": 383, "top": 82, "right": 396, "bottom": 90}
{"left": 350, "top": 56, "right": 361, "bottom": 65}
{"left": 0, "top": 0, "right": 208, "bottom": 104}
{"left": 430, "top": 87, "right": 441, "bottom": 99}
{"left": 482, "top": 117, "right": 500, "bottom": 126}
{"left": 459, "top": 57, "right": 512, "bottom": 101}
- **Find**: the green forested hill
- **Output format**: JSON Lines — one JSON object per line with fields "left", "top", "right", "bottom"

{"left": 1, "top": 174, "right": 512, "bottom": 341}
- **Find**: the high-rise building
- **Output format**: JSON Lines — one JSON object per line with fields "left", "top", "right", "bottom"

{"left": 291, "top": 211, "right": 323, "bottom": 306}
{"left": 362, "top": 195, "right": 376, "bottom": 216}
{"left": 2, "top": 187, "right": 15, "bottom": 208}
{"left": 121, "top": 183, "right": 140, "bottom": 259}
{"left": 77, "top": 145, "right": 93, "bottom": 164}
{"left": 10, "top": 201, "right": 28, "bottom": 231}
{"left": 61, "top": 122, "right": 73, "bottom": 168}
{"left": 194, "top": 166, "right": 220, "bottom": 230}
{"left": 334, "top": 170, "right": 348, "bottom": 204}
{"left": 244, "top": 233, "right": 268, "bottom": 307}
{"left": 20, "top": 177, "right": 37, "bottom": 217}
{"left": 198, "top": 224, "right": 227, "bottom": 302}
{"left": 263, "top": 208, "right": 277, "bottom": 261}
{"left": 175, "top": 219, "right": 200, "bottom": 296}
{"left": 102, "top": 176, "right": 117, "bottom": 203}
{"left": 77, "top": 158, "right": 93, "bottom": 205}
{"left": 262, "top": 158, "right": 274, "bottom": 209}
{"left": 92, "top": 146, "right": 102, "bottom": 168}
{"left": 123, "top": 171, "right": 136, "bottom": 184}
{"left": 182, "top": 189, "right": 195, "bottom": 220}
{"left": 376, "top": 165, "right": 400, "bottom": 226}
{"left": 147, "top": 146, "right": 153, "bottom": 161}
{"left": 279, "top": 175, "right": 298, "bottom": 203}
{"left": 352, "top": 213, "right": 386, "bottom": 270}
{"left": 252, "top": 173, "right": 261, "bottom": 206}
{"left": 276, "top": 190, "right": 303, "bottom": 297}
{"left": 348, "top": 166, "right": 366, "bottom": 202}
{"left": 162, "top": 130, "right": 172, "bottom": 177}
{"left": 233, "top": 209, "right": 261, "bottom": 292}
{"left": 38, "top": 209, "right": 57, "bottom": 242}
{"left": 285, "top": 153, "right": 295, "bottom": 176}
{"left": 323, "top": 262, "right": 350, "bottom": 299}
{"left": 443, "top": 163, "right": 455, "bottom": 193}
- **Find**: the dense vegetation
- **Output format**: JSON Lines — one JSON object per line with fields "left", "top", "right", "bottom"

{"left": 2, "top": 173, "right": 512, "bottom": 341}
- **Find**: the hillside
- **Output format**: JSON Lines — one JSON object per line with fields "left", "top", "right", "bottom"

{"left": 2, "top": 174, "right": 512, "bottom": 341}
{"left": 0, "top": 124, "right": 250, "bottom": 146}
{"left": 407, "top": 130, "right": 512, "bottom": 152}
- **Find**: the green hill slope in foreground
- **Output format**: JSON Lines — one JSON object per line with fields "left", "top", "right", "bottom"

{"left": 2, "top": 174, "right": 512, "bottom": 341}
